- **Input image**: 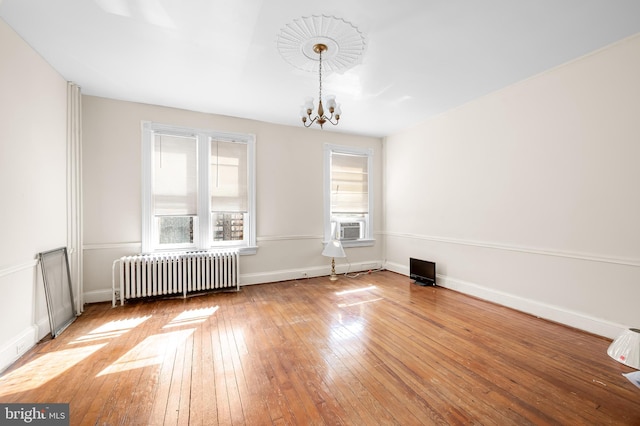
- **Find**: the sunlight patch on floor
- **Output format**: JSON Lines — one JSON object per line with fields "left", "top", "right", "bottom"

{"left": 0, "top": 344, "right": 106, "bottom": 396}
{"left": 336, "top": 285, "right": 381, "bottom": 308}
{"left": 335, "top": 285, "right": 376, "bottom": 296}
{"left": 162, "top": 306, "right": 219, "bottom": 329}
{"left": 97, "top": 328, "right": 194, "bottom": 376}
{"left": 70, "top": 316, "right": 152, "bottom": 344}
{"left": 338, "top": 298, "right": 383, "bottom": 308}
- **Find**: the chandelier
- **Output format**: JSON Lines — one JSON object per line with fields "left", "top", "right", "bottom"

{"left": 276, "top": 15, "right": 366, "bottom": 130}
{"left": 300, "top": 44, "right": 340, "bottom": 128}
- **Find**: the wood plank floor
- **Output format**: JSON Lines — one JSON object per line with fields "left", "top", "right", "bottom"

{"left": 1, "top": 271, "right": 639, "bottom": 425}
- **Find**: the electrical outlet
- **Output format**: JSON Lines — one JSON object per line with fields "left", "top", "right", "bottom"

{"left": 16, "top": 342, "right": 26, "bottom": 355}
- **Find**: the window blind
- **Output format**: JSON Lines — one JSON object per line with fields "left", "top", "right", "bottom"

{"left": 331, "top": 152, "right": 369, "bottom": 214}
{"left": 153, "top": 134, "right": 198, "bottom": 216}
{"left": 210, "top": 140, "right": 248, "bottom": 212}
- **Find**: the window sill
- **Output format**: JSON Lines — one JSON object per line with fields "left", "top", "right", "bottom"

{"left": 207, "top": 245, "right": 258, "bottom": 255}
{"left": 239, "top": 246, "right": 258, "bottom": 255}
{"left": 322, "top": 239, "right": 375, "bottom": 248}
{"left": 145, "top": 245, "right": 258, "bottom": 256}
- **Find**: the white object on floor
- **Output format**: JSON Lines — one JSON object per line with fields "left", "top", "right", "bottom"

{"left": 607, "top": 328, "right": 640, "bottom": 369}
{"left": 623, "top": 371, "right": 640, "bottom": 389}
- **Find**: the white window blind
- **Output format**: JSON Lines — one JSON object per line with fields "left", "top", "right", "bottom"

{"left": 331, "top": 152, "right": 369, "bottom": 214}
{"left": 153, "top": 134, "right": 197, "bottom": 216}
{"left": 210, "top": 139, "right": 248, "bottom": 212}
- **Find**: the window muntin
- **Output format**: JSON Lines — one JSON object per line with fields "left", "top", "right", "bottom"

{"left": 142, "top": 122, "right": 256, "bottom": 253}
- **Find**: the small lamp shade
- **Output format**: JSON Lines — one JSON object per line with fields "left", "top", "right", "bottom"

{"left": 303, "top": 97, "right": 314, "bottom": 111}
{"left": 322, "top": 239, "right": 346, "bottom": 258}
{"left": 607, "top": 328, "right": 640, "bottom": 369}
{"left": 324, "top": 94, "right": 337, "bottom": 110}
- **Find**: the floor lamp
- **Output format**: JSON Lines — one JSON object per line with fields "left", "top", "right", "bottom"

{"left": 322, "top": 239, "right": 346, "bottom": 281}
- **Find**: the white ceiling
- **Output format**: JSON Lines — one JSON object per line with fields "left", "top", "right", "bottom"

{"left": 2, "top": 0, "right": 640, "bottom": 137}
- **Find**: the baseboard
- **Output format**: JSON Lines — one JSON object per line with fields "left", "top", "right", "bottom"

{"left": 36, "top": 316, "right": 51, "bottom": 341}
{"left": 0, "top": 325, "right": 38, "bottom": 374}
{"left": 240, "top": 261, "right": 384, "bottom": 286}
{"left": 240, "top": 265, "right": 328, "bottom": 285}
{"left": 385, "top": 261, "right": 625, "bottom": 339}
{"left": 84, "top": 289, "right": 114, "bottom": 305}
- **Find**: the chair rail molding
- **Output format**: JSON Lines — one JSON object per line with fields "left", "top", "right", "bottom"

{"left": 384, "top": 232, "right": 640, "bottom": 267}
{"left": 0, "top": 259, "right": 38, "bottom": 279}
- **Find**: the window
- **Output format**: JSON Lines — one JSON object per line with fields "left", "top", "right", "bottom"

{"left": 324, "top": 144, "right": 374, "bottom": 247}
{"left": 142, "top": 122, "right": 256, "bottom": 254}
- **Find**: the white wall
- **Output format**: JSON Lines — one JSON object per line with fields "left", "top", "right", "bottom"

{"left": 0, "top": 19, "right": 68, "bottom": 371}
{"left": 82, "top": 97, "right": 384, "bottom": 302}
{"left": 384, "top": 34, "right": 640, "bottom": 338}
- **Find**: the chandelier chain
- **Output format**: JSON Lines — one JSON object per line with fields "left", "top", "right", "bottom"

{"left": 318, "top": 49, "right": 322, "bottom": 102}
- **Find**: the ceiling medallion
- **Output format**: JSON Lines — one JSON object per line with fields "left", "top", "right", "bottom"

{"left": 277, "top": 15, "right": 366, "bottom": 129}
{"left": 277, "top": 15, "right": 366, "bottom": 73}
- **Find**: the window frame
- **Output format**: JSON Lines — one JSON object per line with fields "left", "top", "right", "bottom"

{"left": 323, "top": 144, "right": 374, "bottom": 247}
{"left": 142, "top": 121, "right": 256, "bottom": 254}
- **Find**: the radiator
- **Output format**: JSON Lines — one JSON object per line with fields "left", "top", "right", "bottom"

{"left": 112, "top": 250, "right": 239, "bottom": 306}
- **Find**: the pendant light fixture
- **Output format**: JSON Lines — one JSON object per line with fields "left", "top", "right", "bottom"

{"left": 300, "top": 44, "right": 341, "bottom": 128}
{"left": 276, "top": 15, "right": 366, "bottom": 129}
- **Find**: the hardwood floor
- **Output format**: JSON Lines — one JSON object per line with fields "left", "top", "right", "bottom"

{"left": 1, "top": 271, "right": 639, "bottom": 425}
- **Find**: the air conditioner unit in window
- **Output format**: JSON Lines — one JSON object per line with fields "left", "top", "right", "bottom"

{"left": 338, "top": 222, "right": 362, "bottom": 240}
